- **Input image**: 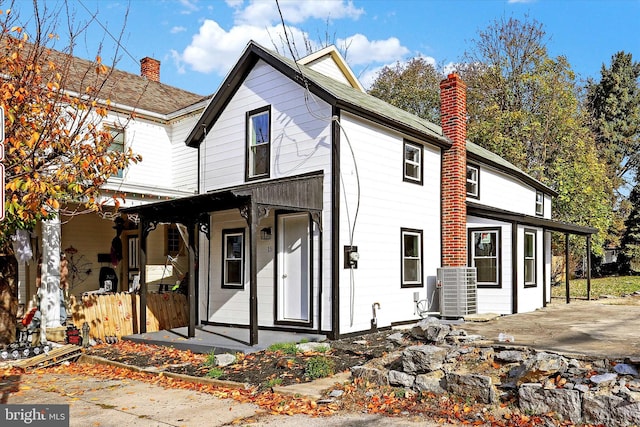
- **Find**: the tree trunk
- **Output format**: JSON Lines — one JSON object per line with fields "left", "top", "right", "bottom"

{"left": 0, "top": 254, "right": 19, "bottom": 345}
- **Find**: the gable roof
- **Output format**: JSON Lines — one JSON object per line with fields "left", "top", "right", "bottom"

{"left": 1, "top": 38, "right": 208, "bottom": 116}
{"left": 185, "top": 40, "right": 555, "bottom": 196}
{"left": 185, "top": 41, "right": 448, "bottom": 149}
{"left": 297, "top": 45, "right": 365, "bottom": 92}
{"left": 60, "top": 51, "right": 208, "bottom": 116}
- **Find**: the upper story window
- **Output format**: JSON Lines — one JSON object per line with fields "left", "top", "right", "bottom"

{"left": 401, "top": 228, "right": 423, "bottom": 288}
{"left": 403, "top": 141, "right": 423, "bottom": 185}
{"left": 469, "top": 228, "right": 501, "bottom": 287}
{"left": 246, "top": 106, "right": 271, "bottom": 180}
{"left": 106, "top": 126, "right": 125, "bottom": 178}
{"left": 466, "top": 164, "right": 479, "bottom": 198}
{"left": 535, "top": 191, "right": 544, "bottom": 216}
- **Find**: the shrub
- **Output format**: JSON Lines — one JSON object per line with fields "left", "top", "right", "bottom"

{"left": 305, "top": 356, "right": 335, "bottom": 380}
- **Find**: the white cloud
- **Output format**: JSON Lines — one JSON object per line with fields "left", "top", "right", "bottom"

{"left": 178, "top": 0, "right": 200, "bottom": 14}
{"left": 171, "top": 26, "right": 187, "bottom": 34}
{"left": 508, "top": 0, "right": 536, "bottom": 3}
{"left": 338, "top": 34, "right": 409, "bottom": 66}
{"left": 231, "top": 0, "right": 364, "bottom": 27}
{"left": 179, "top": 19, "right": 311, "bottom": 75}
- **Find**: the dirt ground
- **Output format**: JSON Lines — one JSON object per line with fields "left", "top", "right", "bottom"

{"left": 458, "top": 295, "right": 640, "bottom": 359}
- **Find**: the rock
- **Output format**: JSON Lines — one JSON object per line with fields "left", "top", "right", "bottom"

{"left": 353, "top": 340, "right": 368, "bottom": 345}
{"left": 614, "top": 363, "right": 639, "bottom": 376}
{"left": 449, "top": 334, "right": 483, "bottom": 344}
{"left": 410, "top": 317, "right": 452, "bottom": 343}
{"left": 495, "top": 350, "right": 527, "bottom": 363}
{"left": 478, "top": 347, "right": 494, "bottom": 361}
{"left": 511, "top": 352, "right": 568, "bottom": 384}
{"left": 214, "top": 353, "right": 236, "bottom": 367}
{"left": 583, "top": 393, "right": 640, "bottom": 427}
{"left": 350, "top": 366, "right": 389, "bottom": 386}
{"left": 590, "top": 373, "right": 617, "bottom": 385}
{"left": 446, "top": 373, "right": 495, "bottom": 404}
{"left": 296, "top": 342, "right": 331, "bottom": 353}
{"left": 386, "top": 332, "right": 405, "bottom": 346}
{"left": 575, "top": 384, "right": 590, "bottom": 393}
{"left": 627, "top": 356, "right": 640, "bottom": 364}
{"left": 388, "top": 370, "right": 415, "bottom": 388}
{"left": 415, "top": 371, "right": 446, "bottom": 394}
{"left": 328, "top": 389, "right": 344, "bottom": 398}
{"left": 518, "top": 383, "right": 582, "bottom": 424}
{"left": 402, "top": 345, "right": 447, "bottom": 374}
{"left": 628, "top": 380, "right": 640, "bottom": 392}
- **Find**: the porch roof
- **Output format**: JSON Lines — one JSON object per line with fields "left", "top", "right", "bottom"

{"left": 121, "top": 171, "right": 324, "bottom": 224}
{"left": 467, "top": 202, "right": 598, "bottom": 235}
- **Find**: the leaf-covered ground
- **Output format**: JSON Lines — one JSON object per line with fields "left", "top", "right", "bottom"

{"left": 85, "top": 330, "right": 407, "bottom": 388}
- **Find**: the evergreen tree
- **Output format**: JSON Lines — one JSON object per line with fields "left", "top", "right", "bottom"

{"left": 619, "top": 182, "right": 640, "bottom": 274}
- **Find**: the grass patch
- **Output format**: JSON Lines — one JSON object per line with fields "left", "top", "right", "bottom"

{"left": 204, "top": 351, "right": 217, "bottom": 367}
{"left": 304, "top": 356, "right": 335, "bottom": 380}
{"left": 206, "top": 367, "right": 224, "bottom": 379}
{"left": 551, "top": 275, "right": 640, "bottom": 299}
{"left": 263, "top": 377, "right": 283, "bottom": 388}
{"left": 267, "top": 342, "right": 298, "bottom": 355}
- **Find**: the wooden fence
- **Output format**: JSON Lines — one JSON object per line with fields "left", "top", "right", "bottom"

{"left": 69, "top": 292, "right": 188, "bottom": 342}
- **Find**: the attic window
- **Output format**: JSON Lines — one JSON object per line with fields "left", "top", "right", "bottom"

{"left": 466, "top": 164, "right": 479, "bottom": 198}
{"left": 106, "top": 126, "right": 125, "bottom": 178}
{"left": 535, "top": 191, "right": 544, "bottom": 216}
{"left": 246, "top": 106, "right": 271, "bottom": 180}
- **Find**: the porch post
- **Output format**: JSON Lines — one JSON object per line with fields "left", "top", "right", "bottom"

{"left": 586, "top": 235, "right": 592, "bottom": 301}
{"left": 138, "top": 218, "right": 148, "bottom": 333}
{"left": 249, "top": 200, "right": 258, "bottom": 346}
{"left": 565, "top": 233, "right": 570, "bottom": 304}
{"left": 187, "top": 221, "right": 197, "bottom": 338}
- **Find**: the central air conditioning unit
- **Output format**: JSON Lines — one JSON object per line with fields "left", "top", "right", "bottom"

{"left": 438, "top": 267, "right": 477, "bottom": 318}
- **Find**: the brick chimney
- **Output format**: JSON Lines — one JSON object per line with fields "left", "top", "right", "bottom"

{"left": 440, "top": 73, "right": 467, "bottom": 267}
{"left": 140, "top": 57, "right": 160, "bottom": 82}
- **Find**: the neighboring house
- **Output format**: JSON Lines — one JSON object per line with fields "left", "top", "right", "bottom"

{"left": 124, "top": 41, "right": 595, "bottom": 344}
{"left": 18, "top": 55, "right": 209, "bottom": 306}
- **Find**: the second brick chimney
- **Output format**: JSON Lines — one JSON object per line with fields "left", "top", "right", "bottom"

{"left": 440, "top": 73, "right": 467, "bottom": 267}
{"left": 140, "top": 57, "right": 160, "bottom": 82}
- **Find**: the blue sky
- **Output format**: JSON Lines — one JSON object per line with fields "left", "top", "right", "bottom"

{"left": 11, "top": 0, "right": 640, "bottom": 95}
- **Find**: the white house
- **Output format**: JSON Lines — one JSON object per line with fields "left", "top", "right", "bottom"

{"left": 124, "top": 41, "right": 595, "bottom": 344}
{"left": 19, "top": 56, "right": 209, "bottom": 306}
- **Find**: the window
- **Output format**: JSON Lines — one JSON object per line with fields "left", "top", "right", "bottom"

{"left": 403, "top": 141, "right": 423, "bottom": 184}
{"left": 469, "top": 228, "right": 500, "bottom": 287}
{"left": 535, "top": 191, "right": 544, "bottom": 216}
{"left": 246, "top": 106, "right": 271, "bottom": 180}
{"left": 222, "top": 229, "right": 245, "bottom": 288}
{"left": 401, "top": 228, "right": 423, "bottom": 287}
{"left": 524, "top": 230, "right": 536, "bottom": 287}
{"left": 466, "top": 164, "right": 479, "bottom": 198}
{"left": 106, "top": 126, "right": 125, "bottom": 178}
{"left": 166, "top": 224, "right": 182, "bottom": 257}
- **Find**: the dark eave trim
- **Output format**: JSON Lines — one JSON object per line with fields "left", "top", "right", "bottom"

{"left": 467, "top": 202, "right": 597, "bottom": 235}
{"left": 185, "top": 42, "right": 450, "bottom": 151}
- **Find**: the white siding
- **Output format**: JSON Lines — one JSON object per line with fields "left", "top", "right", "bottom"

{"left": 198, "top": 59, "right": 334, "bottom": 331}
{"left": 170, "top": 114, "right": 200, "bottom": 192}
{"left": 467, "top": 216, "right": 513, "bottom": 315}
{"left": 306, "top": 57, "right": 351, "bottom": 87}
{"left": 516, "top": 226, "right": 545, "bottom": 313}
{"left": 336, "top": 112, "right": 442, "bottom": 334}
{"left": 471, "top": 163, "right": 544, "bottom": 217}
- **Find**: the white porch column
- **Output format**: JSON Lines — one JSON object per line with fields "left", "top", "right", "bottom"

{"left": 39, "top": 214, "right": 62, "bottom": 332}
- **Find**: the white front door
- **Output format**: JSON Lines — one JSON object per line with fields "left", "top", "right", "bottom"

{"left": 276, "top": 213, "right": 311, "bottom": 323}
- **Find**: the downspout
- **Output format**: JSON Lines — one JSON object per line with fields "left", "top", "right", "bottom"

{"left": 330, "top": 106, "right": 341, "bottom": 339}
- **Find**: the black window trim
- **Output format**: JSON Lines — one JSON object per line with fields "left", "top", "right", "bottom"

{"left": 523, "top": 228, "right": 537, "bottom": 288}
{"left": 245, "top": 105, "right": 271, "bottom": 182}
{"left": 402, "top": 140, "right": 423, "bottom": 185}
{"left": 466, "top": 163, "right": 480, "bottom": 199}
{"left": 400, "top": 227, "right": 424, "bottom": 288}
{"left": 221, "top": 227, "right": 246, "bottom": 289}
{"left": 468, "top": 227, "right": 502, "bottom": 288}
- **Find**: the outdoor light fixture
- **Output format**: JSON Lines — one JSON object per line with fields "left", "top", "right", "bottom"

{"left": 260, "top": 227, "right": 272, "bottom": 240}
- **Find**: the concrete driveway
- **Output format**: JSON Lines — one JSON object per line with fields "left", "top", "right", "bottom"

{"left": 458, "top": 295, "right": 640, "bottom": 359}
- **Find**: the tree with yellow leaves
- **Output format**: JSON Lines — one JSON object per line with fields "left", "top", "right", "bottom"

{"left": 0, "top": 1, "right": 140, "bottom": 344}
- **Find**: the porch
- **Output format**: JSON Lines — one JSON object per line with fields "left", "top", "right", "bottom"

{"left": 122, "top": 324, "right": 327, "bottom": 354}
